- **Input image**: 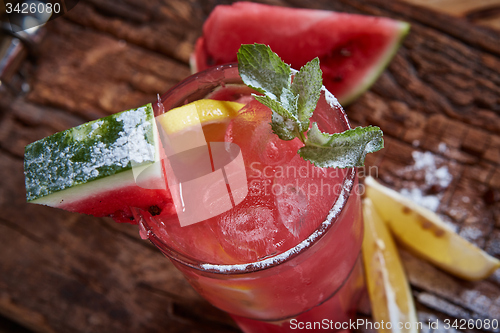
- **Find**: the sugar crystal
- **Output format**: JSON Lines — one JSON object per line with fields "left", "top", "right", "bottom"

{"left": 24, "top": 104, "right": 157, "bottom": 201}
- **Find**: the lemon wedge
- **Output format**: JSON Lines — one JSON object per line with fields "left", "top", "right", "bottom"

{"left": 155, "top": 99, "right": 244, "bottom": 156}
{"left": 365, "top": 176, "right": 500, "bottom": 281}
{"left": 362, "top": 198, "right": 419, "bottom": 333}
{"left": 156, "top": 99, "right": 243, "bottom": 135}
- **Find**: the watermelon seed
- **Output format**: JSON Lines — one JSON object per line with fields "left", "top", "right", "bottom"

{"left": 333, "top": 75, "right": 343, "bottom": 82}
{"left": 206, "top": 55, "right": 215, "bottom": 66}
{"left": 340, "top": 48, "right": 351, "bottom": 57}
{"left": 148, "top": 205, "right": 161, "bottom": 216}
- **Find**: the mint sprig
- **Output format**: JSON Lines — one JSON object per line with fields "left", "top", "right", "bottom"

{"left": 237, "top": 43, "right": 384, "bottom": 169}
{"left": 237, "top": 44, "right": 320, "bottom": 142}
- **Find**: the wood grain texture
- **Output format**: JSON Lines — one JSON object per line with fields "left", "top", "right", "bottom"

{"left": 0, "top": 0, "right": 499, "bottom": 332}
{"left": 399, "top": 0, "right": 500, "bottom": 30}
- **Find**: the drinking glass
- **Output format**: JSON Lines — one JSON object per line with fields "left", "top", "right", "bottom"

{"left": 133, "top": 63, "right": 364, "bottom": 333}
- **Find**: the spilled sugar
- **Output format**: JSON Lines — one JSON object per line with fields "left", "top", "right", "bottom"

{"left": 459, "top": 226, "right": 483, "bottom": 242}
{"left": 400, "top": 188, "right": 440, "bottom": 212}
{"left": 417, "top": 292, "right": 471, "bottom": 320}
{"left": 438, "top": 142, "right": 447, "bottom": 153}
{"left": 411, "top": 151, "right": 452, "bottom": 188}
{"left": 399, "top": 148, "right": 452, "bottom": 212}
{"left": 461, "top": 290, "right": 496, "bottom": 317}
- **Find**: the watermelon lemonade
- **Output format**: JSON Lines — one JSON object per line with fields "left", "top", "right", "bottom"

{"left": 133, "top": 63, "right": 364, "bottom": 332}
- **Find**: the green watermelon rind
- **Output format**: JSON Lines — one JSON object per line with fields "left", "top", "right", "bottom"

{"left": 29, "top": 168, "right": 145, "bottom": 208}
{"left": 24, "top": 104, "right": 159, "bottom": 203}
{"left": 339, "top": 21, "right": 411, "bottom": 106}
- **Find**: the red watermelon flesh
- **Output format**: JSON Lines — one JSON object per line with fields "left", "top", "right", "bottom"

{"left": 191, "top": 2, "right": 409, "bottom": 105}
{"left": 56, "top": 175, "right": 174, "bottom": 224}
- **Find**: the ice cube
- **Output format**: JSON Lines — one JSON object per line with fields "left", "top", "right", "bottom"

{"left": 275, "top": 180, "right": 308, "bottom": 238}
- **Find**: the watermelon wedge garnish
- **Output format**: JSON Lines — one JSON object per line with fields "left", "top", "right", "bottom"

{"left": 24, "top": 104, "right": 172, "bottom": 224}
{"left": 23, "top": 99, "right": 247, "bottom": 224}
{"left": 190, "top": 2, "right": 410, "bottom": 105}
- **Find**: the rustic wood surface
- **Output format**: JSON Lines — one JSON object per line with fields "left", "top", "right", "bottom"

{"left": 399, "top": 0, "right": 500, "bottom": 31}
{"left": 0, "top": 0, "right": 499, "bottom": 332}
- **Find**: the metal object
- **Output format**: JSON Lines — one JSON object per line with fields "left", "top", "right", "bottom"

{"left": 0, "top": 0, "right": 52, "bottom": 92}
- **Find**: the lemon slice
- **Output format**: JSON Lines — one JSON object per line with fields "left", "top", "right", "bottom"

{"left": 156, "top": 99, "right": 244, "bottom": 135}
{"left": 362, "top": 198, "right": 419, "bottom": 333}
{"left": 155, "top": 99, "right": 244, "bottom": 158}
{"left": 365, "top": 176, "right": 500, "bottom": 281}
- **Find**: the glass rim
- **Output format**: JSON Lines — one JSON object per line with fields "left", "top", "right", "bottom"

{"left": 154, "top": 63, "right": 241, "bottom": 115}
{"left": 142, "top": 63, "right": 357, "bottom": 275}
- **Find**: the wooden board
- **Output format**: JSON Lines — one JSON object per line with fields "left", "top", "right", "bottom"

{"left": 0, "top": 0, "right": 499, "bottom": 332}
{"left": 399, "top": 0, "right": 500, "bottom": 30}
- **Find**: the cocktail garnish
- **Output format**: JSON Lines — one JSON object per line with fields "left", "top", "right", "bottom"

{"left": 237, "top": 43, "right": 384, "bottom": 168}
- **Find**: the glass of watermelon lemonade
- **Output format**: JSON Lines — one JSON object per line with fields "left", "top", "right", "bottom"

{"left": 134, "top": 63, "right": 364, "bottom": 332}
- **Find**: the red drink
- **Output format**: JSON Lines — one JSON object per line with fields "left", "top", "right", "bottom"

{"left": 135, "top": 64, "right": 364, "bottom": 332}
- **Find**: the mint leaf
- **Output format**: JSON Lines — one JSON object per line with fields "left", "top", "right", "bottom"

{"left": 254, "top": 93, "right": 297, "bottom": 124}
{"left": 254, "top": 94, "right": 298, "bottom": 140}
{"left": 270, "top": 112, "right": 298, "bottom": 141}
{"left": 291, "top": 58, "right": 322, "bottom": 132}
{"left": 237, "top": 44, "right": 384, "bottom": 168}
{"left": 237, "top": 44, "right": 292, "bottom": 101}
{"left": 238, "top": 44, "right": 302, "bottom": 141}
{"left": 298, "top": 123, "right": 384, "bottom": 168}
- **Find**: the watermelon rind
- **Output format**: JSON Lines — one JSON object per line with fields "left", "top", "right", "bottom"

{"left": 24, "top": 104, "right": 160, "bottom": 206}
{"left": 29, "top": 167, "right": 151, "bottom": 208}
{"left": 339, "top": 21, "right": 410, "bottom": 106}
{"left": 189, "top": 53, "right": 199, "bottom": 74}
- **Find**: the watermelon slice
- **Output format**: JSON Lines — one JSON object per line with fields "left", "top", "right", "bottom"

{"left": 24, "top": 104, "right": 172, "bottom": 224}
{"left": 190, "top": 2, "right": 410, "bottom": 105}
